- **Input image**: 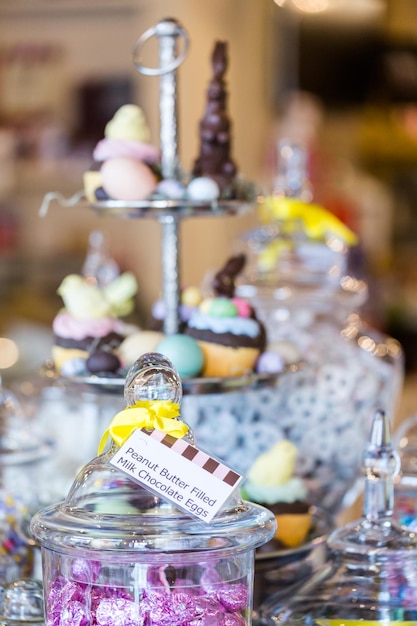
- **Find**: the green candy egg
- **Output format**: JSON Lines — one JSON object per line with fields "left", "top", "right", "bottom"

{"left": 209, "top": 297, "right": 238, "bottom": 317}
{"left": 155, "top": 334, "right": 204, "bottom": 378}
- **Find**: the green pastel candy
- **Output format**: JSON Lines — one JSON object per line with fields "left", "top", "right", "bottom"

{"left": 209, "top": 298, "right": 238, "bottom": 317}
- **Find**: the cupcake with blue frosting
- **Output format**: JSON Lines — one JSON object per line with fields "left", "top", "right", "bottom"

{"left": 185, "top": 254, "right": 266, "bottom": 377}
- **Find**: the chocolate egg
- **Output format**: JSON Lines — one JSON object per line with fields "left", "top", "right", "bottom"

{"left": 86, "top": 350, "right": 121, "bottom": 374}
{"left": 101, "top": 157, "right": 157, "bottom": 201}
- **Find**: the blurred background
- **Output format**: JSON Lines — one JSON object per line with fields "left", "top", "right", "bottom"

{"left": 1, "top": 0, "right": 417, "bottom": 385}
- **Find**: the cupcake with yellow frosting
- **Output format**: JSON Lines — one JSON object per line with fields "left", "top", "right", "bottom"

{"left": 243, "top": 439, "right": 312, "bottom": 549}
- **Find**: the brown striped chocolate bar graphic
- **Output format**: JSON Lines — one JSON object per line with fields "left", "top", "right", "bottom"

{"left": 142, "top": 429, "right": 241, "bottom": 487}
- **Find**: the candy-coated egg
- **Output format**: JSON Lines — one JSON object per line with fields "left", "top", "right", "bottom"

{"left": 151, "top": 299, "right": 165, "bottom": 321}
{"left": 199, "top": 298, "right": 214, "bottom": 314}
{"left": 156, "top": 178, "right": 186, "bottom": 200}
{"left": 101, "top": 157, "right": 157, "bottom": 201}
{"left": 209, "top": 297, "right": 238, "bottom": 318}
{"left": 187, "top": 176, "right": 220, "bottom": 202}
{"left": 118, "top": 331, "right": 165, "bottom": 367}
{"left": 232, "top": 297, "right": 251, "bottom": 318}
{"left": 155, "top": 334, "right": 204, "bottom": 378}
{"left": 256, "top": 351, "right": 285, "bottom": 374}
{"left": 181, "top": 286, "right": 202, "bottom": 307}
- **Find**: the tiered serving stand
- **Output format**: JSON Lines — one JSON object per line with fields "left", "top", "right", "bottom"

{"left": 43, "top": 16, "right": 298, "bottom": 397}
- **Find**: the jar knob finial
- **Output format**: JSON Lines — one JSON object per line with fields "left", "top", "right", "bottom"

{"left": 124, "top": 352, "right": 182, "bottom": 407}
{"left": 363, "top": 409, "right": 400, "bottom": 522}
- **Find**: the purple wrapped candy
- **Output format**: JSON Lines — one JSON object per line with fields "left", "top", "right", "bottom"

{"left": 48, "top": 579, "right": 84, "bottom": 614}
{"left": 71, "top": 558, "right": 101, "bottom": 584}
{"left": 45, "top": 575, "right": 249, "bottom": 626}
{"left": 220, "top": 613, "right": 246, "bottom": 626}
{"left": 96, "top": 597, "right": 143, "bottom": 626}
{"left": 169, "top": 592, "right": 199, "bottom": 625}
{"left": 201, "top": 564, "right": 222, "bottom": 592}
{"left": 143, "top": 591, "right": 199, "bottom": 625}
{"left": 58, "top": 601, "right": 89, "bottom": 626}
{"left": 46, "top": 576, "right": 65, "bottom": 610}
{"left": 90, "top": 585, "right": 134, "bottom": 617}
{"left": 141, "top": 592, "right": 168, "bottom": 624}
{"left": 191, "top": 595, "right": 224, "bottom": 624}
{"left": 217, "top": 583, "right": 248, "bottom": 612}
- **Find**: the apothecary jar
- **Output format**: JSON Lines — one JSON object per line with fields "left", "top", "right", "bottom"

{"left": 31, "top": 354, "right": 276, "bottom": 626}
{"left": 254, "top": 410, "right": 417, "bottom": 626}
{"left": 183, "top": 219, "right": 404, "bottom": 515}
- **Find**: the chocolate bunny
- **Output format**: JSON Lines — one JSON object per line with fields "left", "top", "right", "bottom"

{"left": 192, "top": 41, "right": 237, "bottom": 190}
{"left": 212, "top": 254, "right": 246, "bottom": 298}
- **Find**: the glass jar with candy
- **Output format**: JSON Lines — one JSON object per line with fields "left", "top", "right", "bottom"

{"left": 230, "top": 141, "right": 404, "bottom": 514}
{"left": 31, "top": 354, "right": 276, "bottom": 626}
{"left": 0, "top": 376, "right": 53, "bottom": 582}
{"left": 254, "top": 410, "right": 417, "bottom": 626}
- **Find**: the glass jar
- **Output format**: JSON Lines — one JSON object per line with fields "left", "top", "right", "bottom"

{"left": 183, "top": 142, "right": 403, "bottom": 517}
{"left": 227, "top": 210, "right": 403, "bottom": 515}
{"left": 255, "top": 409, "right": 417, "bottom": 626}
{"left": 0, "top": 378, "right": 53, "bottom": 582}
{"left": 0, "top": 579, "right": 44, "bottom": 626}
{"left": 31, "top": 354, "right": 276, "bottom": 626}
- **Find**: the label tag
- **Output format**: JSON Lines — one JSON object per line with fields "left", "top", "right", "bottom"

{"left": 109, "top": 429, "right": 243, "bottom": 523}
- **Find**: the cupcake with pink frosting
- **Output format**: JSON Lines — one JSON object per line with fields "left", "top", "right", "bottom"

{"left": 52, "top": 271, "right": 139, "bottom": 376}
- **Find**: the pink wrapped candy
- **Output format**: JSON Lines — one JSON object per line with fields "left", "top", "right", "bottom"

{"left": 44, "top": 573, "right": 249, "bottom": 626}
{"left": 31, "top": 354, "right": 276, "bottom": 626}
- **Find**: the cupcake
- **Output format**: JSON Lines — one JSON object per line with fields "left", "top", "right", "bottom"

{"left": 242, "top": 439, "right": 312, "bottom": 549}
{"left": 184, "top": 254, "right": 266, "bottom": 377}
{"left": 52, "top": 271, "right": 139, "bottom": 376}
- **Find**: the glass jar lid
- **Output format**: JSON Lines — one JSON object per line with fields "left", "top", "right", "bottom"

{"left": 328, "top": 409, "right": 416, "bottom": 556}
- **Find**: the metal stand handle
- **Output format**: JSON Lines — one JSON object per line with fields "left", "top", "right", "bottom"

{"left": 134, "top": 18, "right": 190, "bottom": 335}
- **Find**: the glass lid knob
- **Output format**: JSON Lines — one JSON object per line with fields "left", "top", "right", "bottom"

{"left": 124, "top": 352, "right": 182, "bottom": 407}
{"left": 329, "top": 409, "right": 416, "bottom": 552}
{"left": 363, "top": 408, "right": 400, "bottom": 522}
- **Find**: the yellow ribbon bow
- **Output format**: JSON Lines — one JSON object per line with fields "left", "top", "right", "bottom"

{"left": 98, "top": 400, "right": 188, "bottom": 454}
{"left": 258, "top": 197, "right": 358, "bottom": 246}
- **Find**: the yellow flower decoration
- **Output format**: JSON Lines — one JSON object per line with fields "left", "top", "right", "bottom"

{"left": 98, "top": 400, "right": 188, "bottom": 454}
{"left": 258, "top": 197, "right": 358, "bottom": 247}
